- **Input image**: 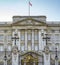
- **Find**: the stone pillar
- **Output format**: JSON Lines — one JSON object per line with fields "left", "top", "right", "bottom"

{"left": 4, "top": 60, "right": 7, "bottom": 65}
{"left": 32, "top": 30, "right": 34, "bottom": 50}
{"left": 38, "top": 57, "right": 40, "bottom": 65}
{"left": 39, "top": 29, "right": 42, "bottom": 51}
{"left": 4, "top": 30, "right": 7, "bottom": 65}
{"left": 19, "top": 56, "right": 21, "bottom": 65}
{"left": 19, "top": 57, "right": 21, "bottom": 65}
{"left": 43, "top": 30, "right": 46, "bottom": 47}
{"left": 25, "top": 30, "right": 27, "bottom": 51}
{"left": 34, "top": 62, "right": 35, "bottom": 65}
{"left": 55, "top": 60, "right": 58, "bottom": 65}
{"left": 24, "top": 62, "right": 26, "bottom": 65}
{"left": 12, "top": 46, "right": 19, "bottom": 65}
{"left": 12, "top": 29, "right": 19, "bottom": 65}
{"left": 4, "top": 30, "right": 7, "bottom": 49}
{"left": 12, "top": 53, "right": 19, "bottom": 65}
{"left": 41, "top": 29, "right": 46, "bottom": 50}
{"left": 12, "top": 31, "right": 15, "bottom": 46}
{"left": 44, "top": 53, "right": 50, "bottom": 65}
{"left": 18, "top": 30, "right": 20, "bottom": 50}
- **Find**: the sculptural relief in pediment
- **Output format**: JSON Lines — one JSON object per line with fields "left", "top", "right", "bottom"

{"left": 13, "top": 19, "right": 46, "bottom": 26}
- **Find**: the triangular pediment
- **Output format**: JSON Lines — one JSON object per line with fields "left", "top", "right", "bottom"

{"left": 12, "top": 18, "right": 46, "bottom": 26}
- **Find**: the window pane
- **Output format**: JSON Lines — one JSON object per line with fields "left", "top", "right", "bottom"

{"left": 0, "top": 35, "right": 4, "bottom": 40}
{"left": 27, "top": 30, "right": 32, "bottom": 50}
{"left": 35, "top": 44, "right": 38, "bottom": 51}
{"left": 34, "top": 30, "right": 38, "bottom": 40}
{"left": 35, "top": 34, "right": 38, "bottom": 40}
{"left": 28, "top": 43, "right": 31, "bottom": 50}
{"left": 21, "top": 30, "right": 25, "bottom": 41}
{"left": 8, "top": 45, "right": 11, "bottom": 51}
{"left": 0, "top": 45, "right": 3, "bottom": 51}
{"left": 27, "top": 30, "right": 32, "bottom": 40}
{"left": 8, "top": 35, "right": 11, "bottom": 40}
{"left": 28, "top": 34, "right": 31, "bottom": 40}
{"left": 21, "top": 35, "right": 25, "bottom": 40}
{"left": 21, "top": 43, "right": 25, "bottom": 51}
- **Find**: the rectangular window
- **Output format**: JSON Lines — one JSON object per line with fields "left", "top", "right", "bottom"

{"left": 27, "top": 30, "right": 32, "bottom": 51}
{"left": 34, "top": 30, "right": 38, "bottom": 41}
{"left": 8, "top": 35, "right": 11, "bottom": 40}
{"left": 34, "top": 43, "right": 38, "bottom": 51}
{"left": 8, "top": 45, "right": 11, "bottom": 51}
{"left": 34, "top": 30, "right": 39, "bottom": 51}
{"left": 21, "top": 43, "right": 25, "bottom": 51}
{"left": 51, "top": 30, "right": 55, "bottom": 33}
{"left": 55, "top": 34, "right": 60, "bottom": 42}
{"left": 0, "top": 45, "right": 3, "bottom": 51}
{"left": 0, "top": 35, "right": 4, "bottom": 41}
{"left": 51, "top": 34, "right": 55, "bottom": 41}
{"left": 28, "top": 43, "right": 31, "bottom": 51}
{"left": 27, "top": 30, "right": 32, "bottom": 40}
{"left": 20, "top": 30, "right": 25, "bottom": 41}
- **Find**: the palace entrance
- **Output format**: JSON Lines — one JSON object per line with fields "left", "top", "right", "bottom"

{"left": 20, "top": 52, "right": 44, "bottom": 65}
{"left": 21, "top": 54, "right": 38, "bottom": 65}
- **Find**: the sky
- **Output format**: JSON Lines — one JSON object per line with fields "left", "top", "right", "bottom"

{"left": 0, "top": 0, "right": 60, "bottom": 22}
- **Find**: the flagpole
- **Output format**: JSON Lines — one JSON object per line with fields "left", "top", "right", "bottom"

{"left": 28, "top": 0, "right": 32, "bottom": 16}
{"left": 29, "top": 1, "right": 30, "bottom": 16}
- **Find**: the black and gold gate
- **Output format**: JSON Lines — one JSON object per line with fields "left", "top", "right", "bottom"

{"left": 21, "top": 54, "right": 38, "bottom": 65}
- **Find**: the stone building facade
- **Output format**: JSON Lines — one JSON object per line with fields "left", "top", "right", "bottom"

{"left": 0, "top": 16, "right": 60, "bottom": 65}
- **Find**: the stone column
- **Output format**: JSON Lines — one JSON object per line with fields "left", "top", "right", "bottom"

{"left": 55, "top": 60, "right": 58, "bottom": 65}
{"left": 44, "top": 53, "right": 50, "bottom": 65}
{"left": 19, "top": 57, "right": 21, "bottom": 65}
{"left": 4, "top": 60, "right": 7, "bottom": 65}
{"left": 4, "top": 30, "right": 7, "bottom": 65}
{"left": 12, "top": 29, "right": 19, "bottom": 65}
{"left": 12, "top": 53, "right": 19, "bottom": 65}
{"left": 38, "top": 57, "right": 40, "bottom": 65}
{"left": 43, "top": 30, "right": 46, "bottom": 47}
{"left": 4, "top": 30, "right": 7, "bottom": 49}
{"left": 34, "top": 62, "right": 35, "bottom": 65}
{"left": 12, "top": 31, "right": 15, "bottom": 46}
{"left": 41, "top": 29, "right": 46, "bottom": 50}
{"left": 18, "top": 55, "right": 21, "bottom": 65}
{"left": 25, "top": 30, "right": 27, "bottom": 51}
{"left": 39, "top": 29, "right": 42, "bottom": 51}
{"left": 15, "top": 29, "right": 19, "bottom": 46}
{"left": 24, "top": 62, "right": 26, "bottom": 65}
{"left": 32, "top": 30, "right": 34, "bottom": 50}
{"left": 18, "top": 30, "right": 20, "bottom": 50}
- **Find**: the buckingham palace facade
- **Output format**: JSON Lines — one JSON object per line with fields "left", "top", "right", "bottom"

{"left": 0, "top": 16, "right": 60, "bottom": 65}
